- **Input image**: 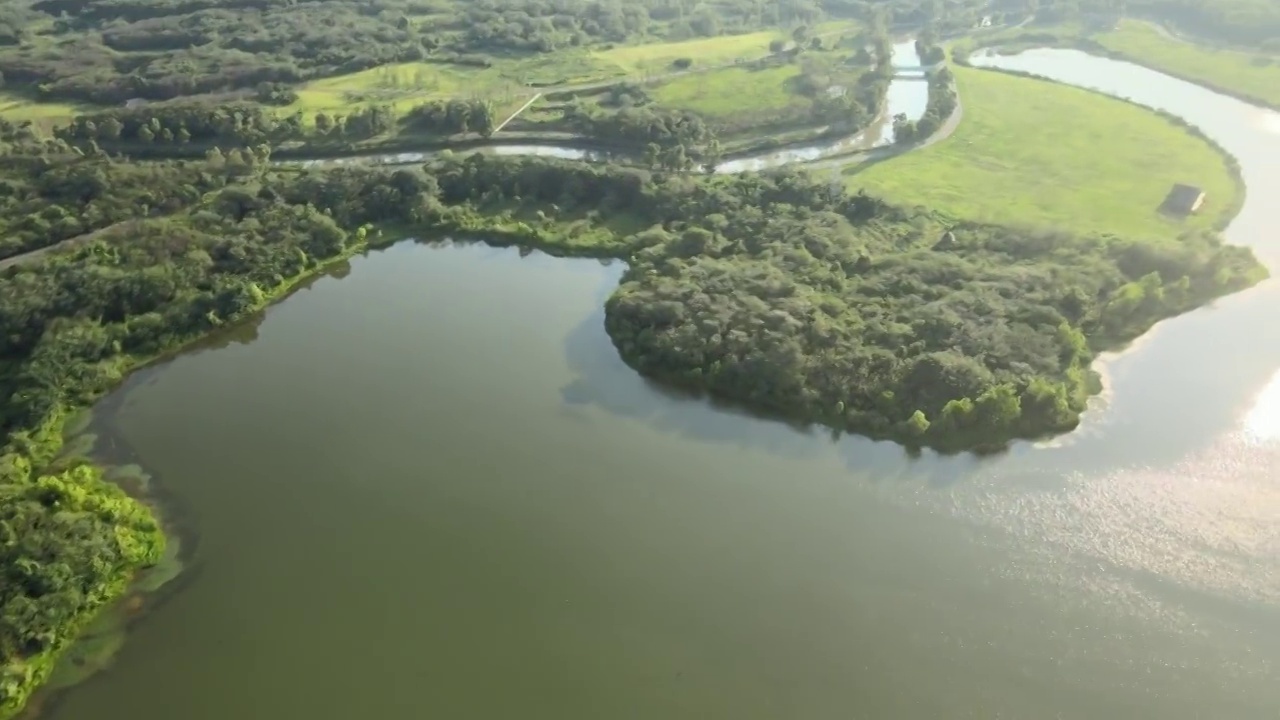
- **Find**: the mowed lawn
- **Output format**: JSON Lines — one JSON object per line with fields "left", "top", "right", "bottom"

{"left": 651, "top": 63, "right": 802, "bottom": 118}
{"left": 848, "top": 66, "right": 1240, "bottom": 239}
{"left": 1095, "top": 20, "right": 1280, "bottom": 108}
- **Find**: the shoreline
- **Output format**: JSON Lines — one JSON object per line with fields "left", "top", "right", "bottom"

{"left": 962, "top": 26, "right": 1280, "bottom": 113}
{"left": 962, "top": 49, "right": 1249, "bottom": 430}
{"left": 4, "top": 40, "right": 1267, "bottom": 719}
{"left": 3, "top": 230, "right": 405, "bottom": 720}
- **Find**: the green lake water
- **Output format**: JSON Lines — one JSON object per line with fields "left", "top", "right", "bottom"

{"left": 35, "top": 50, "right": 1280, "bottom": 719}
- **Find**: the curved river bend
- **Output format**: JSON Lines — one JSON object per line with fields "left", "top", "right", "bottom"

{"left": 289, "top": 41, "right": 933, "bottom": 173}
{"left": 35, "top": 50, "right": 1280, "bottom": 719}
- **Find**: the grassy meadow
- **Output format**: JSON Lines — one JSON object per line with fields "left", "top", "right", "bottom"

{"left": 594, "top": 21, "right": 856, "bottom": 76}
{"left": 650, "top": 63, "right": 803, "bottom": 118}
{"left": 593, "top": 30, "right": 787, "bottom": 75}
{"left": 847, "top": 65, "right": 1240, "bottom": 240}
{"left": 0, "top": 92, "right": 94, "bottom": 127}
{"left": 282, "top": 59, "right": 579, "bottom": 120}
{"left": 1094, "top": 20, "right": 1280, "bottom": 108}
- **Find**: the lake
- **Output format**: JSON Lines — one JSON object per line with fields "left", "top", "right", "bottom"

{"left": 38, "top": 50, "right": 1280, "bottom": 719}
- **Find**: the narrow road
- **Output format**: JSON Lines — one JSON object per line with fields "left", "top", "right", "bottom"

{"left": 0, "top": 243, "right": 60, "bottom": 271}
{"left": 0, "top": 223, "right": 123, "bottom": 271}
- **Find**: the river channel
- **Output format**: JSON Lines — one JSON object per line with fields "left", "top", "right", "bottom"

{"left": 36, "top": 50, "right": 1280, "bottom": 719}
{"left": 290, "top": 40, "right": 932, "bottom": 173}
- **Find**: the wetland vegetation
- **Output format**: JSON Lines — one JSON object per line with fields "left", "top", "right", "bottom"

{"left": 0, "top": 0, "right": 1275, "bottom": 714}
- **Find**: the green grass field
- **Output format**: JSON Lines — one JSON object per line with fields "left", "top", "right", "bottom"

{"left": 594, "top": 30, "right": 788, "bottom": 75}
{"left": 650, "top": 63, "right": 803, "bottom": 118}
{"left": 848, "top": 66, "right": 1240, "bottom": 240}
{"left": 285, "top": 61, "right": 539, "bottom": 118}
{"left": 1094, "top": 20, "right": 1280, "bottom": 108}
{"left": 594, "top": 21, "right": 858, "bottom": 77}
{"left": 0, "top": 92, "right": 92, "bottom": 126}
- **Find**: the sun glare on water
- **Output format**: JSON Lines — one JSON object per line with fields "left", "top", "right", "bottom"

{"left": 1258, "top": 110, "right": 1280, "bottom": 135}
{"left": 1242, "top": 367, "right": 1280, "bottom": 444}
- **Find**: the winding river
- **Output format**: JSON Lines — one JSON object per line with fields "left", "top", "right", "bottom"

{"left": 34, "top": 50, "right": 1280, "bottom": 719}
{"left": 290, "top": 40, "right": 933, "bottom": 173}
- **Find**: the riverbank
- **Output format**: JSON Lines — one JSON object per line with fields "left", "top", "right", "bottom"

{"left": 953, "top": 19, "right": 1280, "bottom": 112}
{"left": 1090, "top": 20, "right": 1280, "bottom": 111}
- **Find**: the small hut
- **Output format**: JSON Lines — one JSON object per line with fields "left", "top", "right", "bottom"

{"left": 1161, "top": 184, "right": 1206, "bottom": 216}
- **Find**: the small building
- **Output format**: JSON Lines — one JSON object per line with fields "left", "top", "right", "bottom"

{"left": 1162, "top": 184, "right": 1207, "bottom": 215}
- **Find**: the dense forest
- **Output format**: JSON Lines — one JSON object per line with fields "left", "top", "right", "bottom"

{"left": 56, "top": 103, "right": 409, "bottom": 150}
{"left": 0, "top": 0, "right": 1265, "bottom": 114}
{"left": 0, "top": 120, "right": 246, "bottom": 261}
{"left": 0, "top": 0, "right": 851, "bottom": 104}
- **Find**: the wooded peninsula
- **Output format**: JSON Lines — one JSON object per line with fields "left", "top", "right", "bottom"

{"left": 0, "top": 0, "right": 1273, "bottom": 715}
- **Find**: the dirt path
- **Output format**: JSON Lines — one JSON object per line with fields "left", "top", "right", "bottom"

{"left": 492, "top": 92, "right": 543, "bottom": 134}
{"left": 0, "top": 243, "right": 62, "bottom": 271}
{"left": 0, "top": 220, "right": 145, "bottom": 271}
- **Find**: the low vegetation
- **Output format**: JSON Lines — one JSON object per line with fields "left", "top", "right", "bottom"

{"left": 848, "top": 65, "right": 1240, "bottom": 239}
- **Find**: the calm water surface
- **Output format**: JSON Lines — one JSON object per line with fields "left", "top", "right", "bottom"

{"left": 42, "top": 50, "right": 1280, "bottom": 719}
